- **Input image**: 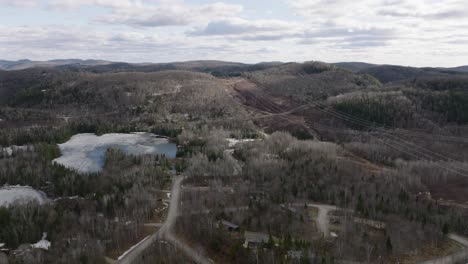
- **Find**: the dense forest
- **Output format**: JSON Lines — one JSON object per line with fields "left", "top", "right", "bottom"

{"left": 0, "top": 60, "right": 467, "bottom": 263}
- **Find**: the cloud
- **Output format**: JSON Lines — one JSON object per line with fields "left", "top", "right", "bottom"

{"left": 288, "top": 0, "right": 468, "bottom": 49}
{"left": 46, "top": 0, "right": 244, "bottom": 27}
{"left": 189, "top": 18, "right": 298, "bottom": 36}
{"left": 240, "top": 33, "right": 302, "bottom": 41}
{"left": 378, "top": 1, "right": 468, "bottom": 20}
{"left": 256, "top": 47, "right": 279, "bottom": 53}
{"left": 304, "top": 28, "right": 394, "bottom": 39}
{"left": 0, "top": 0, "right": 38, "bottom": 7}
{"left": 47, "top": 0, "right": 135, "bottom": 10}
{"left": 289, "top": 0, "right": 468, "bottom": 24}
{"left": 0, "top": 25, "right": 262, "bottom": 62}
{"left": 1, "top": 0, "right": 468, "bottom": 66}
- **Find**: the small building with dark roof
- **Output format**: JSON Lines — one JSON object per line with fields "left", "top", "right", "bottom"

{"left": 219, "top": 220, "right": 239, "bottom": 232}
{"left": 243, "top": 231, "right": 270, "bottom": 248}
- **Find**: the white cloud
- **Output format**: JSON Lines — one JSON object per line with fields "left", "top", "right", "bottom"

{"left": 47, "top": 0, "right": 134, "bottom": 10}
{"left": 0, "top": 0, "right": 38, "bottom": 7}
{"left": 288, "top": 0, "right": 468, "bottom": 51}
{"left": 189, "top": 18, "right": 299, "bottom": 36}
{"left": 1, "top": 0, "right": 468, "bottom": 66}
{"left": 106, "top": 2, "right": 242, "bottom": 27}
{"left": 47, "top": 0, "right": 243, "bottom": 27}
{"left": 0, "top": 25, "right": 263, "bottom": 62}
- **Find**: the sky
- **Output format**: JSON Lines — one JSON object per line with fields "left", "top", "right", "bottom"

{"left": 1, "top": 0, "right": 468, "bottom": 67}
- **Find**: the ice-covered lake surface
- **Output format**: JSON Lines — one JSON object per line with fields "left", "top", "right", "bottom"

{"left": 53, "top": 133, "right": 177, "bottom": 173}
{"left": 0, "top": 186, "right": 48, "bottom": 207}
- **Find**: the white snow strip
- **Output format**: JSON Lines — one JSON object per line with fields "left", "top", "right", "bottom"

{"left": 0, "top": 185, "right": 48, "bottom": 207}
{"left": 53, "top": 196, "right": 84, "bottom": 202}
{"left": 53, "top": 133, "right": 176, "bottom": 173}
{"left": 31, "top": 233, "right": 51, "bottom": 250}
{"left": 226, "top": 138, "right": 256, "bottom": 147}
{"left": 117, "top": 235, "right": 150, "bottom": 260}
{"left": 2, "top": 145, "right": 31, "bottom": 157}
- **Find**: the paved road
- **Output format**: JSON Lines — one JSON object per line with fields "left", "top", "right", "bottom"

{"left": 449, "top": 233, "right": 468, "bottom": 247}
{"left": 156, "top": 176, "right": 212, "bottom": 264}
{"left": 164, "top": 231, "right": 213, "bottom": 264}
{"left": 117, "top": 176, "right": 212, "bottom": 264}
{"left": 116, "top": 177, "right": 183, "bottom": 264}
{"left": 418, "top": 234, "right": 468, "bottom": 264}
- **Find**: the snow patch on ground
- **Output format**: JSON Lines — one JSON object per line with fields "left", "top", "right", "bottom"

{"left": 117, "top": 235, "right": 150, "bottom": 260}
{"left": 53, "top": 133, "right": 177, "bottom": 173}
{"left": 226, "top": 138, "right": 256, "bottom": 147}
{"left": 31, "top": 233, "right": 51, "bottom": 250}
{"left": 2, "top": 145, "right": 31, "bottom": 157}
{"left": 0, "top": 186, "right": 48, "bottom": 207}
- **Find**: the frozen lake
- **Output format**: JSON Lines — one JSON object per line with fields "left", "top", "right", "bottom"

{"left": 0, "top": 186, "right": 48, "bottom": 207}
{"left": 53, "top": 133, "right": 177, "bottom": 173}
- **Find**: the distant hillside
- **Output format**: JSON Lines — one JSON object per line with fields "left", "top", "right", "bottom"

{"left": 333, "top": 62, "right": 377, "bottom": 72}
{"left": 0, "top": 59, "right": 282, "bottom": 75}
{"left": 62, "top": 60, "right": 281, "bottom": 77}
{"left": 358, "top": 65, "right": 468, "bottom": 83}
{"left": 247, "top": 61, "right": 381, "bottom": 100}
{"left": 332, "top": 62, "right": 468, "bottom": 83}
{"left": 0, "top": 59, "right": 112, "bottom": 70}
{"left": 444, "top": 66, "right": 468, "bottom": 73}
{"left": 359, "top": 65, "right": 432, "bottom": 83}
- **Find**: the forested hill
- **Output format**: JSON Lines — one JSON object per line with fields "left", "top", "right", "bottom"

{"left": 333, "top": 62, "right": 468, "bottom": 83}
{"left": 1, "top": 59, "right": 468, "bottom": 264}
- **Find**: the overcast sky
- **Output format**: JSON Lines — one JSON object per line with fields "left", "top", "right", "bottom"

{"left": 1, "top": 0, "right": 467, "bottom": 66}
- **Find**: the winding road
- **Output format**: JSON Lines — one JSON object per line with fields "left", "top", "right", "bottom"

{"left": 116, "top": 176, "right": 212, "bottom": 264}
{"left": 115, "top": 177, "right": 468, "bottom": 264}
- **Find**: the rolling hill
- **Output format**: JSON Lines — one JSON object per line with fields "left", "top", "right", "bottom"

{"left": 332, "top": 62, "right": 377, "bottom": 72}
{"left": 0, "top": 59, "right": 113, "bottom": 71}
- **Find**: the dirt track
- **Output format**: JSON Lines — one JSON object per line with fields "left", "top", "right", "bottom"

{"left": 225, "top": 77, "right": 320, "bottom": 139}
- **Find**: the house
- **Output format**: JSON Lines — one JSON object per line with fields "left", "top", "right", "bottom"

{"left": 353, "top": 217, "right": 386, "bottom": 230}
{"left": 280, "top": 204, "right": 297, "bottom": 213}
{"left": 243, "top": 231, "right": 270, "bottom": 248}
{"left": 219, "top": 220, "right": 239, "bottom": 232}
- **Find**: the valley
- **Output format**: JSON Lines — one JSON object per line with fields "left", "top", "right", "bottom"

{"left": 0, "top": 60, "right": 467, "bottom": 264}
